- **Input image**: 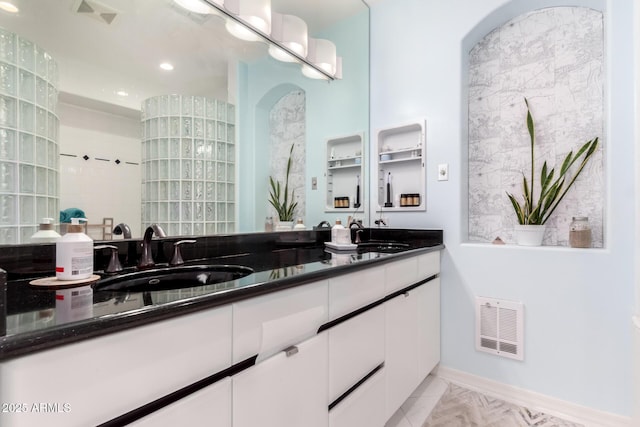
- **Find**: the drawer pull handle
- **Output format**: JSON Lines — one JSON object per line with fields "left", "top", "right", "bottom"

{"left": 284, "top": 345, "right": 299, "bottom": 357}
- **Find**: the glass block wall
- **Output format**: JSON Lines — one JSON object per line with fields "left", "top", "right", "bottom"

{"left": 141, "top": 95, "right": 236, "bottom": 236}
{"left": 0, "top": 28, "right": 59, "bottom": 244}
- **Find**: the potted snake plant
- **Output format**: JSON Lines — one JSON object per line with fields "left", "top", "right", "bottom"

{"left": 269, "top": 143, "right": 298, "bottom": 230}
{"left": 506, "top": 98, "right": 599, "bottom": 246}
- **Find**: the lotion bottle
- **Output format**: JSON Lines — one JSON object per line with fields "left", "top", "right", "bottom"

{"left": 331, "top": 219, "right": 350, "bottom": 244}
{"left": 31, "top": 218, "right": 61, "bottom": 243}
{"left": 56, "top": 218, "right": 93, "bottom": 281}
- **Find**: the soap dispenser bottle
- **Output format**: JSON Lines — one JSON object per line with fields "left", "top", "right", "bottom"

{"left": 331, "top": 219, "right": 344, "bottom": 244}
{"left": 31, "top": 218, "right": 61, "bottom": 243}
{"left": 56, "top": 218, "right": 93, "bottom": 281}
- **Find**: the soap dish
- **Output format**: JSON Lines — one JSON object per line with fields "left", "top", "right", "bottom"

{"left": 29, "top": 274, "right": 101, "bottom": 289}
{"left": 324, "top": 242, "right": 357, "bottom": 251}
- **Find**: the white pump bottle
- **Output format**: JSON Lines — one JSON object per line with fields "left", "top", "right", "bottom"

{"left": 56, "top": 218, "right": 93, "bottom": 280}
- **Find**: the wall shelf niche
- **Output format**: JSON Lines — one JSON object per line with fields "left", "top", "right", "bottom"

{"left": 376, "top": 120, "right": 426, "bottom": 211}
{"left": 325, "top": 133, "right": 365, "bottom": 213}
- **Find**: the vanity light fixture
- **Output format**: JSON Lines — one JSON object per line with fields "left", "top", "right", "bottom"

{"left": 197, "top": 0, "right": 339, "bottom": 80}
{"left": 268, "top": 13, "right": 307, "bottom": 63}
{"left": 0, "top": 1, "right": 18, "bottom": 13}
{"left": 224, "top": 0, "right": 271, "bottom": 40}
{"left": 160, "top": 62, "right": 174, "bottom": 71}
{"left": 301, "top": 38, "right": 338, "bottom": 79}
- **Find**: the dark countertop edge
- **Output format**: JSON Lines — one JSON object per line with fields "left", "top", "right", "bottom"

{"left": 0, "top": 244, "right": 444, "bottom": 361}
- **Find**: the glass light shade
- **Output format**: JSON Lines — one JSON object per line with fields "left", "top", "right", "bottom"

{"left": 225, "top": 20, "right": 262, "bottom": 42}
{"left": 303, "top": 38, "right": 337, "bottom": 77}
{"left": 301, "top": 64, "right": 329, "bottom": 80}
{"left": 268, "top": 13, "right": 307, "bottom": 62}
{"left": 224, "top": 0, "right": 271, "bottom": 35}
{"left": 173, "top": 0, "right": 221, "bottom": 15}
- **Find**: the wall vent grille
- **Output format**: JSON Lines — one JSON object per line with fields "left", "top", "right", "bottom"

{"left": 476, "top": 297, "right": 524, "bottom": 361}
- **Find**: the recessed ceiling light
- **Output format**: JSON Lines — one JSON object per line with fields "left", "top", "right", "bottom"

{"left": 0, "top": 2, "right": 19, "bottom": 13}
{"left": 160, "top": 62, "right": 174, "bottom": 71}
{"left": 116, "top": 90, "right": 128, "bottom": 97}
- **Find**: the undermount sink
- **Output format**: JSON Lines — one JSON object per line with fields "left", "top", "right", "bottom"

{"left": 94, "top": 265, "right": 254, "bottom": 292}
{"left": 357, "top": 241, "right": 410, "bottom": 252}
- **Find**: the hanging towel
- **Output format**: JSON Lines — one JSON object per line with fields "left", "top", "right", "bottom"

{"left": 60, "top": 208, "right": 86, "bottom": 223}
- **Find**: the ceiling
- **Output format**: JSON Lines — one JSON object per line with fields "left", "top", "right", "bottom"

{"left": 0, "top": 0, "right": 367, "bottom": 110}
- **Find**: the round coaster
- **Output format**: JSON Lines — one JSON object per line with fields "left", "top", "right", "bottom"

{"left": 29, "top": 274, "right": 101, "bottom": 289}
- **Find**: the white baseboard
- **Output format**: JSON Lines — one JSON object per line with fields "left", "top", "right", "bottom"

{"left": 434, "top": 366, "right": 631, "bottom": 427}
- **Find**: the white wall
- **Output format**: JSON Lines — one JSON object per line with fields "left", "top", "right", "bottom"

{"left": 59, "top": 102, "right": 142, "bottom": 239}
{"left": 370, "top": 0, "right": 635, "bottom": 416}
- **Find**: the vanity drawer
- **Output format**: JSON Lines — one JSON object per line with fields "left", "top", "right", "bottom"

{"left": 417, "top": 251, "right": 440, "bottom": 278}
{"left": 0, "top": 305, "right": 232, "bottom": 427}
{"left": 328, "top": 265, "right": 385, "bottom": 320}
{"left": 328, "top": 304, "right": 385, "bottom": 402}
{"left": 232, "top": 280, "right": 328, "bottom": 364}
{"left": 385, "top": 257, "right": 419, "bottom": 294}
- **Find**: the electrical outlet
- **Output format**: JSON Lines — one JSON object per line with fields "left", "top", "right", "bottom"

{"left": 438, "top": 164, "right": 449, "bottom": 181}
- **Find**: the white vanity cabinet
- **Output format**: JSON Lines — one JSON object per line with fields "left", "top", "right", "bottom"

{"left": 233, "top": 332, "right": 329, "bottom": 427}
{"left": 0, "top": 306, "right": 232, "bottom": 427}
{"left": 130, "top": 377, "right": 232, "bottom": 427}
{"left": 384, "top": 251, "right": 441, "bottom": 419}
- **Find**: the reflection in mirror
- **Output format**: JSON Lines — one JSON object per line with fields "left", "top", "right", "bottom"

{"left": 0, "top": 0, "right": 369, "bottom": 244}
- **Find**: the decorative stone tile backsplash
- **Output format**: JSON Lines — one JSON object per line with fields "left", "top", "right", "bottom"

{"left": 468, "top": 7, "right": 604, "bottom": 247}
{"left": 269, "top": 90, "right": 306, "bottom": 222}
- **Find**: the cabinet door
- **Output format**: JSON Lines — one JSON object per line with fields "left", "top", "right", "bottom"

{"left": 130, "top": 377, "right": 231, "bottom": 427}
{"left": 417, "top": 277, "right": 440, "bottom": 379}
{"left": 385, "top": 290, "right": 420, "bottom": 419}
{"left": 233, "top": 332, "right": 328, "bottom": 427}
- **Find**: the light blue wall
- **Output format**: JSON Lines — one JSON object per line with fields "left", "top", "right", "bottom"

{"left": 237, "top": 10, "right": 369, "bottom": 232}
{"left": 370, "top": 0, "right": 634, "bottom": 416}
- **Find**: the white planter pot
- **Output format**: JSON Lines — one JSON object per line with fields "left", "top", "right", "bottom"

{"left": 514, "top": 224, "right": 546, "bottom": 246}
{"left": 275, "top": 221, "right": 294, "bottom": 231}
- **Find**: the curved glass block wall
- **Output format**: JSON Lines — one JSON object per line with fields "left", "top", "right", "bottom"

{"left": 0, "top": 28, "right": 59, "bottom": 244}
{"left": 141, "top": 95, "right": 236, "bottom": 236}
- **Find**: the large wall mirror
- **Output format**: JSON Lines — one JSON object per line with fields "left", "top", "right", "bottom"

{"left": 0, "top": 0, "right": 369, "bottom": 244}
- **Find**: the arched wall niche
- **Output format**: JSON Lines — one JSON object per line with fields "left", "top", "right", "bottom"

{"left": 253, "top": 83, "right": 306, "bottom": 228}
{"left": 462, "top": 1, "right": 606, "bottom": 247}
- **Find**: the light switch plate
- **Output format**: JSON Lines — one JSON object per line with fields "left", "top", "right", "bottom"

{"left": 438, "top": 164, "right": 449, "bottom": 181}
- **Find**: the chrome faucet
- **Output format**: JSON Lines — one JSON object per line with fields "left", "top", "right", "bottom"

{"left": 113, "top": 223, "right": 132, "bottom": 239}
{"left": 138, "top": 224, "right": 166, "bottom": 269}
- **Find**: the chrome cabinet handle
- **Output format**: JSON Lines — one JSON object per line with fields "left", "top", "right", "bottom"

{"left": 284, "top": 345, "right": 299, "bottom": 357}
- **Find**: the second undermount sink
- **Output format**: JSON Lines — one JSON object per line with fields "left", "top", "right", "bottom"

{"left": 94, "top": 265, "right": 254, "bottom": 292}
{"left": 357, "top": 241, "right": 411, "bottom": 252}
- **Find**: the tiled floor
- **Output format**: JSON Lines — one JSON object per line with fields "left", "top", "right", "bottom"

{"left": 385, "top": 375, "right": 583, "bottom": 427}
{"left": 385, "top": 375, "right": 449, "bottom": 427}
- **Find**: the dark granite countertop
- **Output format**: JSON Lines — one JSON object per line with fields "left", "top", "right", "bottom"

{"left": 0, "top": 228, "right": 443, "bottom": 361}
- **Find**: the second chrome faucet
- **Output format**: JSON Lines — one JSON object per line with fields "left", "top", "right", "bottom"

{"left": 138, "top": 224, "right": 166, "bottom": 269}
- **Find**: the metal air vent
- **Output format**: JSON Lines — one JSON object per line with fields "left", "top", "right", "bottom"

{"left": 476, "top": 296, "right": 524, "bottom": 361}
